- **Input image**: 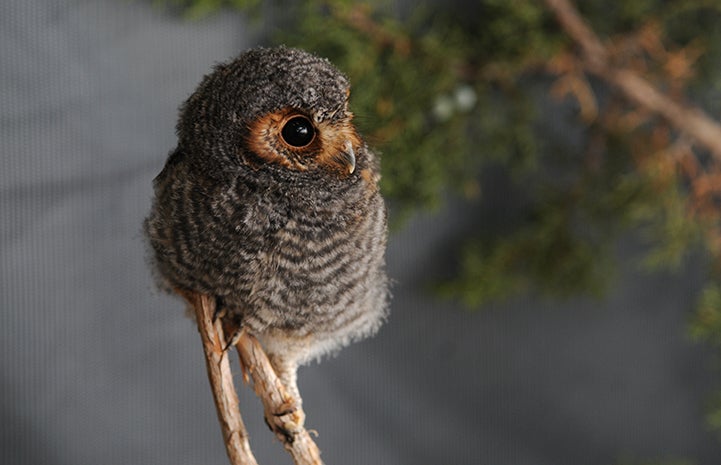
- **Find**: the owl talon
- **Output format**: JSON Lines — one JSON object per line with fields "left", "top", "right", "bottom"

{"left": 263, "top": 396, "right": 304, "bottom": 445}
{"left": 212, "top": 296, "right": 227, "bottom": 322}
{"left": 263, "top": 412, "right": 295, "bottom": 443}
{"left": 273, "top": 398, "right": 299, "bottom": 417}
{"left": 223, "top": 326, "right": 242, "bottom": 352}
{"left": 273, "top": 408, "right": 296, "bottom": 417}
{"left": 265, "top": 420, "right": 295, "bottom": 444}
{"left": 266, "top": 414, "right": 299, "bottom": 445}
{"left": 219, "top": 314, "right": 242, "bottom": 352}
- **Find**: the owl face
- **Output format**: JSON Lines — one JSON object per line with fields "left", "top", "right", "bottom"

{"left": 177, "top": 47, "right": 360, "bottom": 177}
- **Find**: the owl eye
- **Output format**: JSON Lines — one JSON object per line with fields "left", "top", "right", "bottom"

{"left": 281, "top": 116, "right": 315, "bottom": 148}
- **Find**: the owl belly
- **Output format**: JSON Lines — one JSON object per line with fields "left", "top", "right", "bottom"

{"left": 223, "top": 197, "right": 388, "bottom": 361}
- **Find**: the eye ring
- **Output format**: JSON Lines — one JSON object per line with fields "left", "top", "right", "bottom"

{"left": 280, "top": 115, "right": 316, "bottom": 148}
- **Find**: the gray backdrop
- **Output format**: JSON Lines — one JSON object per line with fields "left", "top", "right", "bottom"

{"left": 2, "top": 1, "right": 720, "bottom": 464}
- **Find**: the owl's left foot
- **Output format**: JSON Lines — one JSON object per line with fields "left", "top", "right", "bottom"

{"left": 264, "top": 396, "right": 305, "bottom": 444}
{"left": 218, "top": 312, "right": 243, "bottom": 352}
{"left": 223, "top": 326, "right": 243, "bottom": 352}
{"left": 212, "top": 296, "right": 227, "bottom": 321}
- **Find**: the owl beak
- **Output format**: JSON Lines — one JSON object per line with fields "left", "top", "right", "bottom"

{"left": 342, "top": 140, "right": 356, "bottom": 174}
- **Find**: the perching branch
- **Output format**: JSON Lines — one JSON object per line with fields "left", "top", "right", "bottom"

{"left": 184, "top": 291, "right": 323, "bottom": 465}
{"left": 236, "top": 333, "right": 324, "bottom": 465}
{"left": 186, "top": 292, "right": 258, "bottom": 465}
{"left": 543, "top": 0, "right": 721, "bottom": 160}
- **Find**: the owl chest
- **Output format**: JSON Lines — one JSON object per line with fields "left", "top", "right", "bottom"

{"left": 211, "top": 181, "right": 384, "bottom": 332}
{"left": 250, "top": 205, "right": 358, "bottom": 284}
{"left": 236, "top": 184, "right": 360, "bottom": 265}
{"left": 232, "top": 207, "right": 361, "bottom": 329}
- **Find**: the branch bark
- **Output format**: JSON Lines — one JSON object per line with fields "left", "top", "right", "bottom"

{"left": 543, "top": 0, "right": 721, "bottom": 160}
{"left": 236, "top": 332, "right": 324, "bottom": 465}
{"left": 184, "top": 291, "right": 323, "bottom": 465}
{"left": 186, "top": 292, "right": 258, "bottom": 465}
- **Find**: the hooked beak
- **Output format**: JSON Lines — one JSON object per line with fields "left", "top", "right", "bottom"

{"left": 342, "top": 140, "right": 356, "bottom": 174}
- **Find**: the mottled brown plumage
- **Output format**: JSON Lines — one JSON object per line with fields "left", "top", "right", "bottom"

{"left": 144, "top": 47, "right": 389, "bottom": 397}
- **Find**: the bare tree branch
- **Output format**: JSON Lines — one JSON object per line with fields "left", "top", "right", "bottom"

{"left": 236, "top": 333, "right": 324, "bottom": 465}
{"left": 544, "top": 0, "right": 721, "bottom": 160}
{"left": 183, "top": 291, "right": 324, "bottom": 465}
{"left": 185, "top": 292, "right": 258, "bottom": 465}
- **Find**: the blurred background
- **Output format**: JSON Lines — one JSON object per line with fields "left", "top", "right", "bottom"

{"left": 3, "top": 1, "right": 721, "bottom": 464}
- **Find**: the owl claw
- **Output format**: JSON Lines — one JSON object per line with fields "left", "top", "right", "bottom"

{"left": 223, "top": 326, "right": 242, "bottom": 352}
{"left": 263, "top": 417, "right": 295, "bottom": 445}
{"left": 265, "top": 399, "right": 303, "bottom": 445}
{"left": 212, "top": 296, "right": 227, "bottom": 322}
{"left": 273, "top": 398, "right": 300, "bottom": 418}
{"left": 218, "top": 310, "right": 242, "bottom": 352}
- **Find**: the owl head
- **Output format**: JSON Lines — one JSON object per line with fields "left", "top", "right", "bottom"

{"left": 176, "top": 46, "right": 359, "bottom": 177}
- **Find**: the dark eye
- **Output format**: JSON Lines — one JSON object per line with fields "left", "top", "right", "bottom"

{"left": 281, "top": 116, "right": 315, "bottom": 148}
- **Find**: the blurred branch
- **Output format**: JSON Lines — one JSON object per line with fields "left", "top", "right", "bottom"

{"left": 544, "top": 0, "right": 721, "bottom": 160}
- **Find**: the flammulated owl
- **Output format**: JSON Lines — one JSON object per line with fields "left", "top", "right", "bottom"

{"left": 145, "top": 47, "right": 389, "bottom": 397}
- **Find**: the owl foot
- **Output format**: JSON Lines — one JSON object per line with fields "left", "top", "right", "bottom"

{"left": 214, "top": 297, "right": 244, "bottom": 352}
{"left": 200, "top": 295, "right": 235, "bottom": 350}
{"left": 219, "top": 315, "right": 243, "bottom": 352}
{"left": 223, "top": 327, "right": 242, "bottom": 352}
{"left": 264, "top": 397, "right": 305, "bottom": 444}
{"left": 212, "top": 296, "right": 227, "bottom": 321}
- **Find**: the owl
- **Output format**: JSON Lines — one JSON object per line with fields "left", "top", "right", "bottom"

{"left": 144, "top": 46, "right": 389, "bottom": 399}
